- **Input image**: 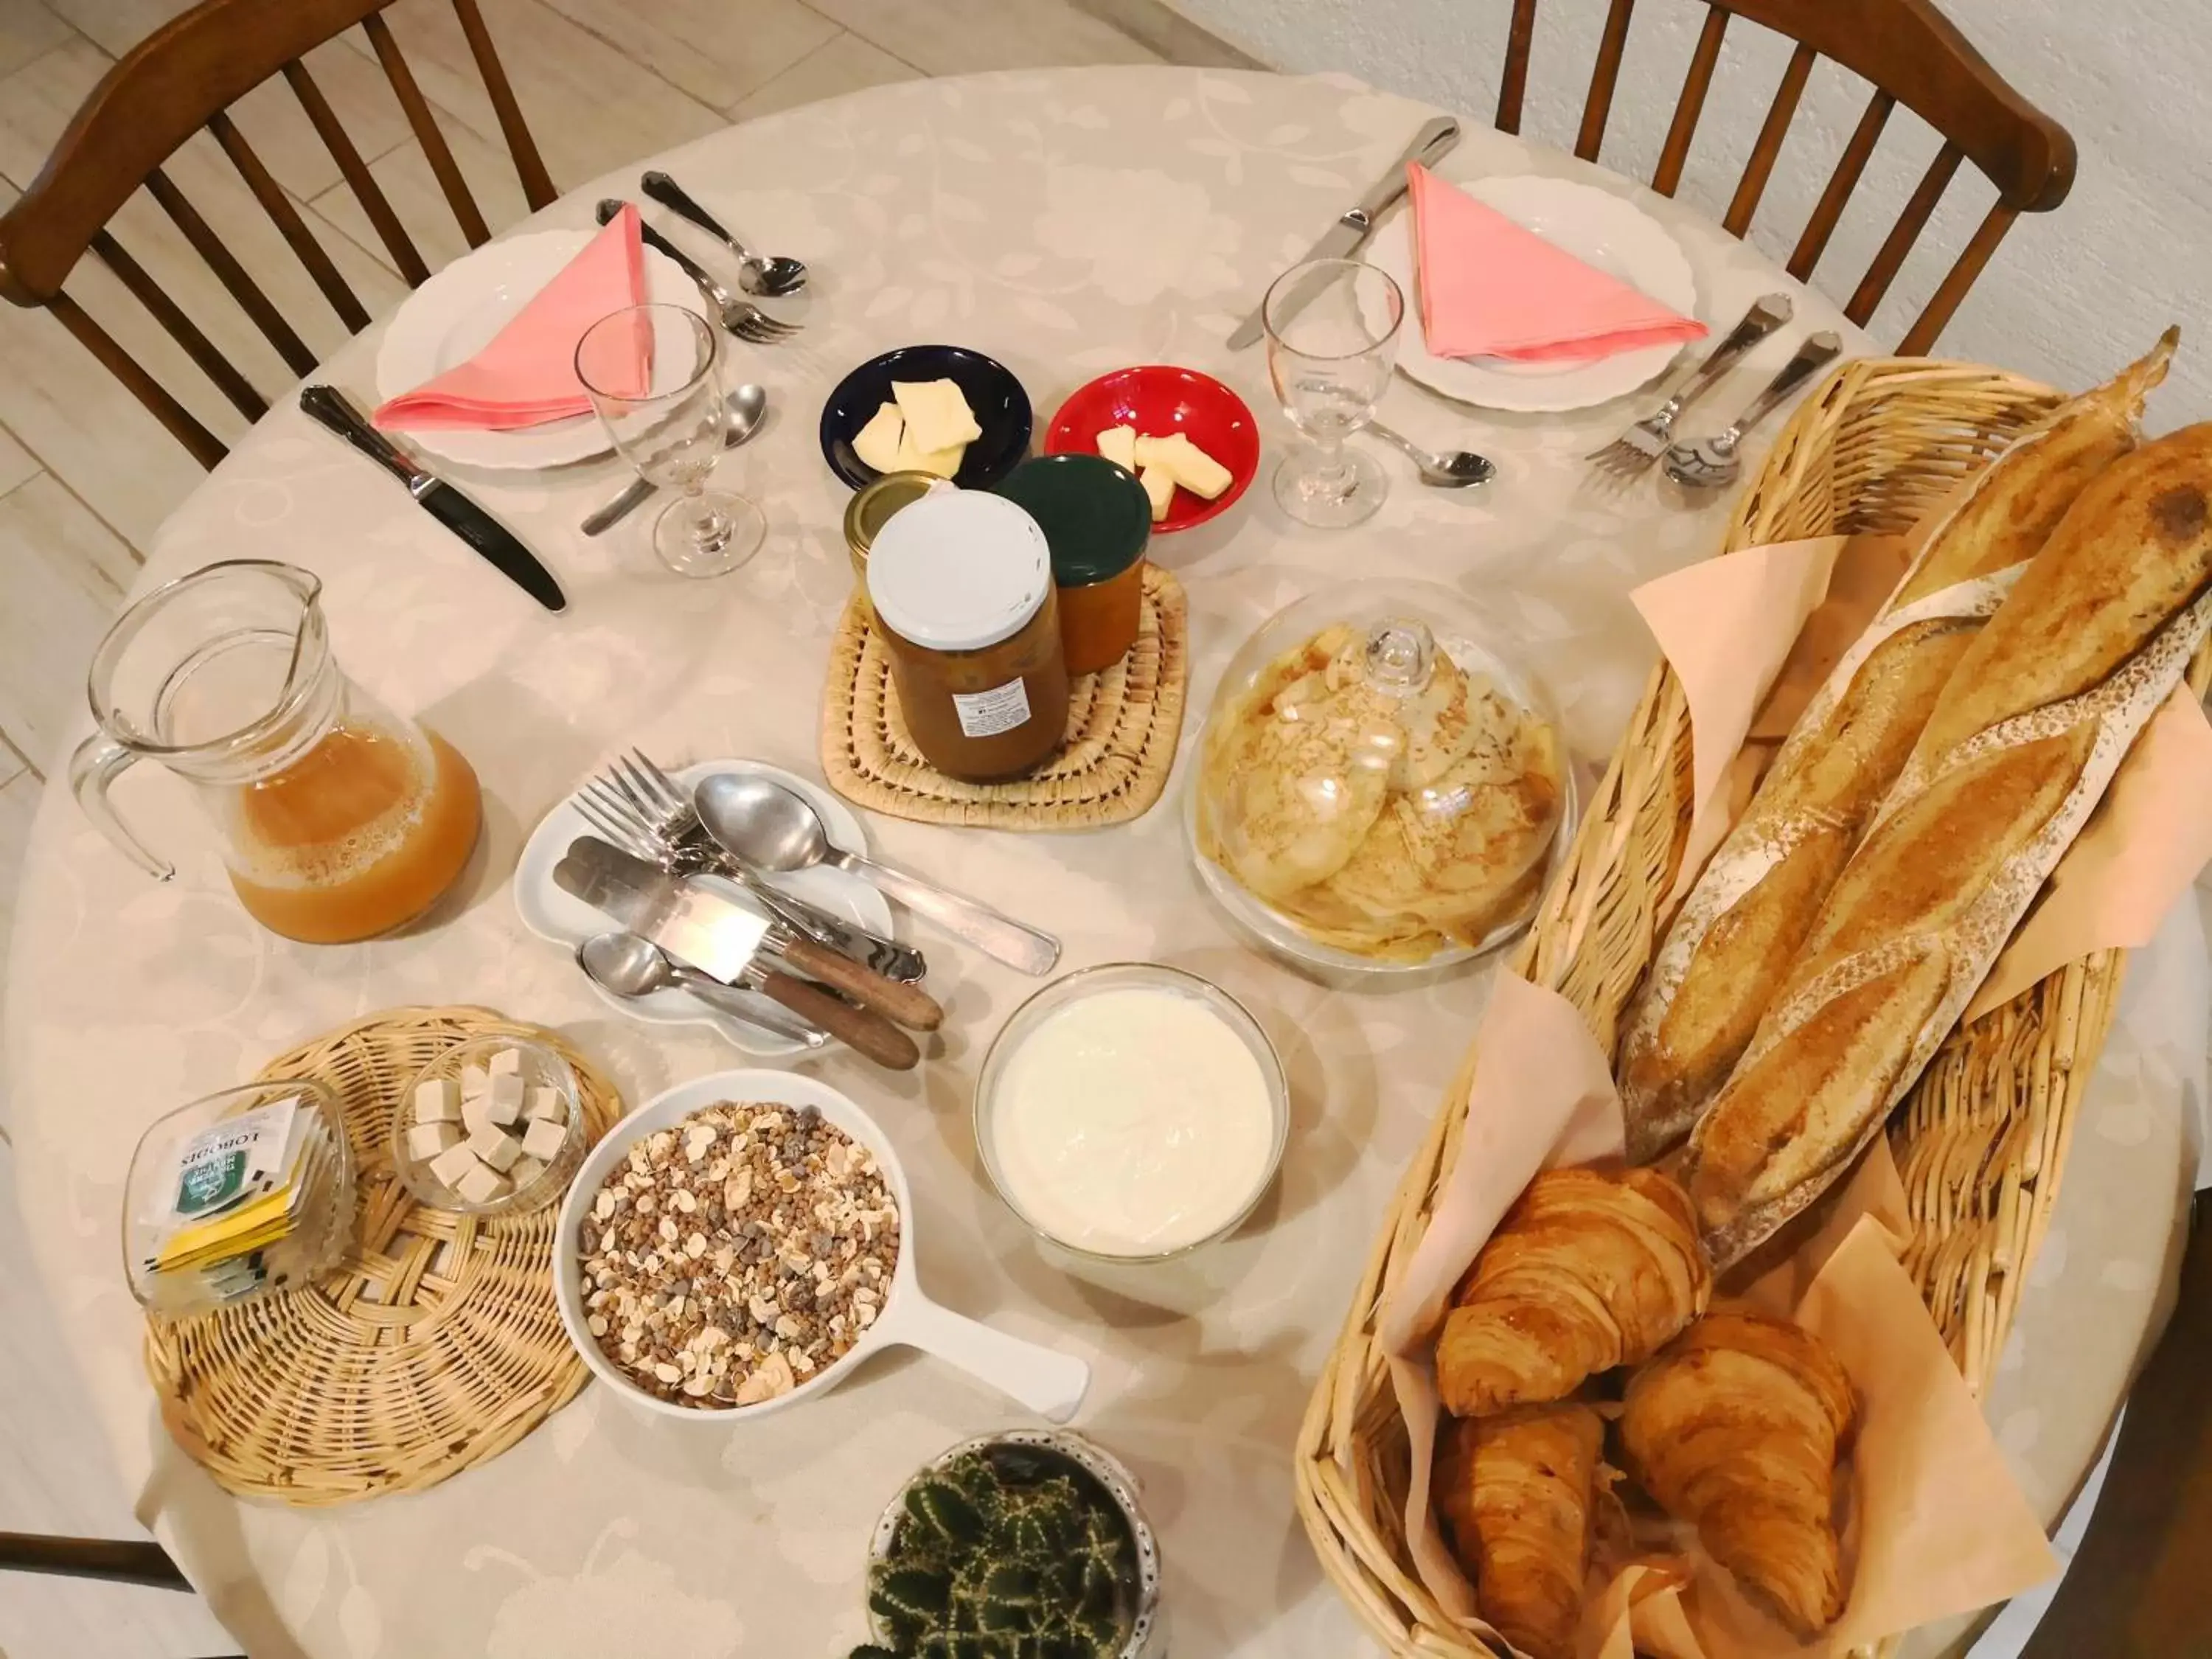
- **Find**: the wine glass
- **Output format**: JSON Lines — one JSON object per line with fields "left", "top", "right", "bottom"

{"left": 577, "top": 305, "right": 763, "bottom": 577}
{"left": 1262, "top": 259, "right": 1405, "bottom": 529}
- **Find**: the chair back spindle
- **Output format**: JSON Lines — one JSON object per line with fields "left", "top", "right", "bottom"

{"left": 1489, "top": 0, "right": 2075, "bottom": 353}
{"left": 0, "top": 0, "right": 557, "bottom": 467}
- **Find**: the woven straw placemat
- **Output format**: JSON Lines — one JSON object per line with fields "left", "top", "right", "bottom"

{"left": 821, "top": 563, "right": 1188, "bottom": 830}
{"left": 145, "top": 1006, "right": 620, "bottom": 1506}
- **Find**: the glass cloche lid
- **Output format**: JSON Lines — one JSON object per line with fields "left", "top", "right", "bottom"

{"left": 1189, "top": 580, "right": 1575, "bottom": 976}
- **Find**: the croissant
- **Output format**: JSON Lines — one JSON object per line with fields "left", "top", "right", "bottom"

{"left": 1436, "top": 1167, "right": 1711, "bottom": 1418}
{"left": 1434, "top": 1402, "right": 1605, "bottom": 1659}
{"left": 1619, "top": 1309, "right": 1857, "bottom": 1638}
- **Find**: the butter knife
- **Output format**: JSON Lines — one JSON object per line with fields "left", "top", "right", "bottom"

{"left": 299, "top": 386, "right": 567, "bottom": 612}
{"left": 1225, "top": 115, "right": 1461, "bottom": 351}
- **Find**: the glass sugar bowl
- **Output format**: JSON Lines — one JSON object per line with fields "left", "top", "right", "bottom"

{"left": 1189, "top": 580, "right": 1576, "bottom": 981}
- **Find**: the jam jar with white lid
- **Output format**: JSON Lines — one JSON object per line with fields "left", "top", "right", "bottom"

{"left": 866, "top": 490, "right": 1071, "bottom": 781}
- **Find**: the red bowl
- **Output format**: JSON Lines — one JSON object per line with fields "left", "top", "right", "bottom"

{"left": 1043, "top": 366, "right": 1259, "bottom": 533}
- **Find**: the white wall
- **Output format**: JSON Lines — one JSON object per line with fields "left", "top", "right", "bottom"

{"left": 1166, "top": 0, "right": 2212, "bottom": 424}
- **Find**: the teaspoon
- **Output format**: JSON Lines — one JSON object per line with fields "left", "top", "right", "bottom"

{"left": 580, "top": 383, "right": 768, "bottom": 536}
{"left": 640, "top": 170, "right": 808, "bottom": 296}
{"left": 693, "top": 773, "right": 1062, "bottom": 975}
{"left": 1367, "top": 420, "right": 1496, "bottom": 489}
{"left": 574, "top": 930, "right": 829, "bottom": 1048}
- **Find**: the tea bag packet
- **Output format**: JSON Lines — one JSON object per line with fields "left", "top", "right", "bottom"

{"left": 138, "top": 1096, "right": 324, "bottom": 1299}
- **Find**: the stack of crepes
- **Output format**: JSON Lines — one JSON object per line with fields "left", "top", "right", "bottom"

{"left": 1405, "top": 161, "right": 1706, "bottom": 363}
{"left": 372, "top": 202, "right": 650, "bottom": 432}
{"left": 1194, "top": 620, "right": 1565, "bottom": 963}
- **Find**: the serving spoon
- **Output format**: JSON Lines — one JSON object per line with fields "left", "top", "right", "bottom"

{"left": 693, "top": 773, "right": 1061, "bottom": 975}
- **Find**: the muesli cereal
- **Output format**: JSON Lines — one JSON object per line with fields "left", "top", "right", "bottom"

{"left": 575, "top": 1102, "right": 900, "bottom": 1408}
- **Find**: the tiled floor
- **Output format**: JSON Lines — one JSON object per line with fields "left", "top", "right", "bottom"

{"left": 0, "top": 1, "right": 1235, "bottom": 1652}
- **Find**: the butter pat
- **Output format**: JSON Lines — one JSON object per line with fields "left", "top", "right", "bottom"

{"left": 454, "top": 1164, "right": 508, "bottom": 1206}
{"left": 894, "top": 422, "right": 965, "bottom": 479}
{"left": 1096, "top": 425, "right": 1138, "bottom": 472}
{"left": 428, "top": 1141, "right": 484, "bottom": 1192}
{"left": 1132, "top": 434, "right": 1172, "bottom": 470}
{"left": 891, "top": 378, "right": 981, "bottom": 453}
{"left": 414, "top": 1077, "right": 459, "bottom": 1125}
{"left": 1155, "top": 433, "right": 1231, "bottom": 499}
{"left": 469, "top": 1124, "right": 522, "bottom": 1173}
{"left": 406, "top": 1121, "right": 459, "bottom": 1161}
{"left": 852, "top": 401, "right": 905, "bottom": 473}
{"left": 1137, "top": 465, "right": 1176, "bottom": 523}
{"left": 521, "top": 1117, "right": 570, "bottom": 1161}
{"left": 526, "top": 1085, "right": 566, "bottom": 1124}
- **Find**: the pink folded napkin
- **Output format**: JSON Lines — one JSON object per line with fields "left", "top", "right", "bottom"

{"left": 1405, "top": 162, "right": 1708, "bottom": 363}
{"left": 373, "top": 204, "right": 650, "bottom": 432}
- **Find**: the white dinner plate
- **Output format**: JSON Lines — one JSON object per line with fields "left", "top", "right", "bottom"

{"left": 1364, "top": 175, "right": 1701, "bottom": 413}
{"left": 375, "top": 230, "right": 706, "bottom": 472}
{"left": 513, "top": 759, "right": 895, "bottom": 1058}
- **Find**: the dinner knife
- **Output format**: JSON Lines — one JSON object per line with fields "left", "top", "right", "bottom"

{"left": 299, "top": 385, "right": 568, "bottom": 613}
{"left": 1225, "top": 115, "right": 1461, "bottom": 351}
{"left": 552, "top": 838, "right": 924, "bottom": 1071}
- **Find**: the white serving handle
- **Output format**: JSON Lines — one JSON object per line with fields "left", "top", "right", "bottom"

{"left": 878, "top": 1293, "right": 1091, "bottom": 1423}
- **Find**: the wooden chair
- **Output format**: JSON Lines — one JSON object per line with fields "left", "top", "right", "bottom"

{"left": 0, "top": 0, "right": 558, "bottom": 469}
{"left": 0, "top": 1532, "right": 241, "bottom": 1658}
{"left": 1493, "top": 0, "right": 2076, "bottom": 352}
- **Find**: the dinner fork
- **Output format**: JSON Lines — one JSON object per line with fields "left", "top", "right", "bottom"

{"left": 595, "top": 200, "right": 800, "bottom": 344}
{"left": 1585, "top": 293, "right": 1792, "bottom": 476}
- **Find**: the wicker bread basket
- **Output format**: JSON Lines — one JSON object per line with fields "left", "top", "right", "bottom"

{"left": 1293, "top": 356, "right": 2212, "bottom": 1658}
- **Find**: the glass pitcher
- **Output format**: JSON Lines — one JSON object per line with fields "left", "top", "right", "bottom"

{"left": 71, "top": 560, "right": 483, "bottom": 944}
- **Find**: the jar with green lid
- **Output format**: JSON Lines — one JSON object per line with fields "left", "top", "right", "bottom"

{"left": 843, "top": 470, "right": 942, "bottom": 618}
{"left": 993, "top": 454, "right": 1152, "bottom": 676}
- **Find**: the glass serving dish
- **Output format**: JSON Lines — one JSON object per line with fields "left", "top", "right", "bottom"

{"left": 973, "top": 962, "right": 1289, "bottom": 1265}
{"left": 123, "top": 1079, "right": 356, "bottom": 1316}
{"left": 1187, "top": 579, "right": 1576, "bottom": 981}
{"left": 392, "top": 1035, "right": 583, "bottom": 1218}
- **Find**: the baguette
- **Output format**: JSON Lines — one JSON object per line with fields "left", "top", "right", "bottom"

{"left": 1615, "top": 333, "right": 2176, "bottom": 1164}
{"left": 1680, "top": 421, "right": 2212, "bottom": 1265}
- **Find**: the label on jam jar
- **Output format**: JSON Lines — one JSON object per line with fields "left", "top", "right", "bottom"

{"left": 953, "top": 678, "right": 1034, "bottom": 738}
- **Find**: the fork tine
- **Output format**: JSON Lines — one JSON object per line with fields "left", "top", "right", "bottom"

{"left": 613, "top": 753, "right": 678, "bottom": 821}
{"left": 573, "top": 792, "right": 655, "bottom": 857}
{"left": 580, "top": 776, "right": 663, "bottom": 839}
{"left": 603, "top": 757, "right": 664, "bottom": 819}
{"left": 629, "top": 750, "right": 690, "bottom": 816}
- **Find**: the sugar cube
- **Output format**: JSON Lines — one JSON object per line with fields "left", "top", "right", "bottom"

{"left": 521, "top": 1117, "right": 568, "bottom": 1161}
{"left": 468, "top": 1124, "right": 523, "bottom": 1172}
{"left": 454, "top": 1164, "right": 509, "bottom": 1206}
{"left": 509, "top": 1155, "right": 546, "bottom": 1189}
{"left": 525, "top": 1085, "right": 566, "bottom": 1123}
{"left": 462, "top": 1094, "right": 493, "bottom": 1136}
{"left": 428, "top": 1141, "right": 484, "bottom": 1191}
{"left": 460, "top": 1064, "right": 490, "bottom": 1100}
{"left": 487, "top": 1072, "right": 526, "bottom": 1118}
{"left": 487, "top": 1046, "right": 524, "bottom": 1077}
{"left": 413, "top": 1077, "right": 459, "bottom": 1125}
{"left": 406, "top": 1121, "right": 459, "bottom": 1161}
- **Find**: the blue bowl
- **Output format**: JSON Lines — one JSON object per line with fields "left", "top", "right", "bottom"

{"left": 818, "top": 344, "right": 1033, "bottom": 490}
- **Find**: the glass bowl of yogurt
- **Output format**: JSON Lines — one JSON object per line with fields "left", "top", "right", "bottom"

{"left": 973, "top": 962, "right": 1290, "bottom": 1263}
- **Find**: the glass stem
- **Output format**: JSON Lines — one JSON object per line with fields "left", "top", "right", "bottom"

{"left": 681, "top": 478, "right": 731, "bottom": 551}
{"left": 1308, "top": 433, "right": 1357, "bottom": 498}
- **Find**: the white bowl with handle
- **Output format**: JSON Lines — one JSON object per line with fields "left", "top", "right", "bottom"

{"left": 553, "top": 1067, "right": 1091, "bottom": 1423}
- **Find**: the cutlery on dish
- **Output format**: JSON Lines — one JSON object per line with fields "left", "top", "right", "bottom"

{"left": 596, "top": 200, "right": 799, "bottom": 343}
{"left": 1366, "top": 420, "right": 1497, "bottom": 489}
{"left": 640, "top": 170, "right": 807, "bottom": 297}
{"left": 1225, "top": 115, "right": 1461, "bottom": 351}
{"left": 694, "top": 773, "right": 1062, "bottom": 976}
{"left": 554, "top": 839, "right": 923, "bottom": 1070}
{"left": 573, "top": 753, "right": 929, "bottom": 985}
{"left": 576, "top": 930, "right": 829, "bottom": 1048}
{"left": 1584, "top": 293, "right": 1793, "bottom": 476}
{"left": 1663, "top": 330, "right": 1843, "bottom": 491}
{"left": 298, "top": 385, "right": 567, "bottom": 612}
{"left": 581, "top": 382, "right": 769, "bottom": 536}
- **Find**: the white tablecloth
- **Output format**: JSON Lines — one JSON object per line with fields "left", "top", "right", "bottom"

{"left": 2, "top": 65, "right": 2190, "bottom": 1659}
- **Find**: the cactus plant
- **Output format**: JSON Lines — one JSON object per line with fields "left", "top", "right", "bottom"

{"left": 856, "top": 1447, "right": 1137, "bottom": 1659}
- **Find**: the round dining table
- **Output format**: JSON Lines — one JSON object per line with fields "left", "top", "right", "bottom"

{"left": 4, "top": 63, "right": 2198, "bottom": 1659}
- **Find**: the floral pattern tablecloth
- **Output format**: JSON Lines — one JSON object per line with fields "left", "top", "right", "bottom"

{"left": 2, "top": 66, "right": 2194, "bottom": 1659}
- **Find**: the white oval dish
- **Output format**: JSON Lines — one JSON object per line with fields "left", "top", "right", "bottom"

{"left": 375, "top": 230, "right": 705, "bottom": 471}
{"left": 1363, "top": 174, "right": 1700, "bottom": 413}
{"left": 513, "top": 759, "right": 894, "bottom": 1058}
{"left": 553, "top": 1068, "right": 1091, "bottom": 1423}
